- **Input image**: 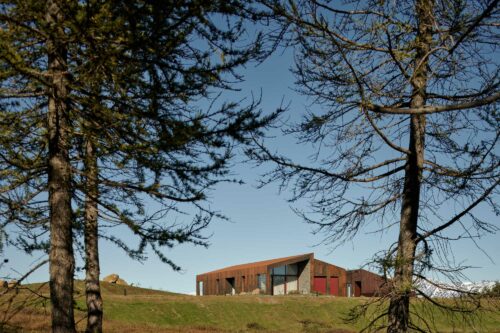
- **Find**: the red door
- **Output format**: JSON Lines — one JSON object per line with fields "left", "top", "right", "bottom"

{"left": 313, "top": 276, "right": 327, "bottom": 294}
{"left": 329, "top": 277, "right": 339, "bottom": 296}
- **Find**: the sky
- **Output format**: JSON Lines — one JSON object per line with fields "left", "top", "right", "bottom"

{"left": 2, "top": 32, "right": 499, "bottom": 295}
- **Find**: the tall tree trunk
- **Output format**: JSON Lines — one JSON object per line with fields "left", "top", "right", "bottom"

{"left": 387, "top": 0, "right": 433, "bottom": 332}
{"left": 46, "top": 1, "right": 76, "bottom": 332}
{"left": 84, "top": 138, "right": 103, "bottom": 333}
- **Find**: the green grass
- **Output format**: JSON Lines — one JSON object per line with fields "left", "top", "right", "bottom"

{"left": 2, "top": 281, "right": 500, "bottom": 332}
{"left": 102, "top": 295, "right": 363, "bottom": 332}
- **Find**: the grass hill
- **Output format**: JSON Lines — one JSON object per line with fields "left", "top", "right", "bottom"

{"left": 1, "top": 281, "right": 499, "bottom": 332}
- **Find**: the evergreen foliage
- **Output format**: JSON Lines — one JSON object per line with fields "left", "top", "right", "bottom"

{"left": 1, "top": 1, "right": 275, "bottom": 332}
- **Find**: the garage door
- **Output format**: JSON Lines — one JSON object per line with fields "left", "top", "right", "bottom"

{"left": 313, "top": 276, "right": 327, "bottom": 294}
{"left": 329, "top": 277, "right": 339, "bottom": 296}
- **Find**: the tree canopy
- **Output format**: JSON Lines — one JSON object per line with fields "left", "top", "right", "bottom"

{"left": 1, "top": 1, "right": 275, "bottom": 332}
{"left": 251, "top": 0, "right": 499, "bottom": 331}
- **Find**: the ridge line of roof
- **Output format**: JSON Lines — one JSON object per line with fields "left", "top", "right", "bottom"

{"left": 198, "top": 253, "right": 314, "bottom": 276}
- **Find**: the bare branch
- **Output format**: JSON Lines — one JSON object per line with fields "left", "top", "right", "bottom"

{"left": 364, "top": 91, "right": 500, "bottom": 115}
{"left": 417, "top": 178, "right": 500, "bottom": 242}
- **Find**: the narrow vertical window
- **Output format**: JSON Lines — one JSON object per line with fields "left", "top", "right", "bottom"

{"left": 198, "top": 281, "right": 204, "bottom": 296}
{"left": 258, "top": 274, "right": 266, "bottom": 292}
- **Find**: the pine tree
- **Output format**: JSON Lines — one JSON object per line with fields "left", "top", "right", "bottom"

{"left": 1, "top": 1, "right": 274, "bottom": 332}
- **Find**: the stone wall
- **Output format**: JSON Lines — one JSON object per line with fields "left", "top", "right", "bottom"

{"left": 298, "top": 260, "right": 311, "bottom": 294}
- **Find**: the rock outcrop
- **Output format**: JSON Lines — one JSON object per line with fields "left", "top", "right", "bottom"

{"left": 116, "top": 278, "right": 128, "bottom": 286}
{"left": 103, "top": 274, "right": 128, "bottom": 285}
{"left": 7, "top": 279, "right": 18, "bottom": 288}
{"left": 103, "top": 274, "right": 119, "bottom": 284}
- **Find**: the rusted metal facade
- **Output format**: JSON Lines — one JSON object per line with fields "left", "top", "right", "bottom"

{"left": 196, "top": 253, "right": 383, "bottom": 297}
{"left": 312, "top": 259, "right": 348, "bottom": 296}
{"left": 346, "top": 269, "right": 387, "bottom": 297}
{"left": 196, "top": 253, "right": 314, "bottom": 296}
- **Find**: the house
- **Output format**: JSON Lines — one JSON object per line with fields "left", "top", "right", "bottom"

{"left": 347, "top": 269, "right": 388, "bottom": 297}
{"left": 195, "top": 253, "right": 386, "bottom": 297}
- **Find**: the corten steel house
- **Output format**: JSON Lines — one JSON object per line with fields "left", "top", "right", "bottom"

{"left": 347, "top": 269, "right": 388, "bottom": 297}
{"left": 196, "top": 253, "right": 386, "bottom": 297}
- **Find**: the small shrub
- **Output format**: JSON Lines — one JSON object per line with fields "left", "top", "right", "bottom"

{"left": 299, "top": 319, "right": 331, "bottom": 332}
{"left": 246, "top": 322, "right": 264, "bottom": 330}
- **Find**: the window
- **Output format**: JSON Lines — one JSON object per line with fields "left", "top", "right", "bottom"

{"left": 272, "top": 264, "right": 298, "bottom": 276}
{"left": 258, "top": 274, "right": 266, "bottom": 292}
{"left": 286, "top": 264, "right": 298, "bottom": 275}
{"left": 272, "top": 265, "right": 285, "bottom": 275}
{"left": 198, "top": 281, "right": 204, "bottom": 296}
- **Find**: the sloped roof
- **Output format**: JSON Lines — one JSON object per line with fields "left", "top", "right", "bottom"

{"left": 199, "top": 253, "right": 313, "bottom": 275}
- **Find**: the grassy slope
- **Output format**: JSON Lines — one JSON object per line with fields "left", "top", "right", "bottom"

{"left": 1, "top": 281, "right": 499, "bottom": 332}
{"left": 103, "top": 294, "right": 363, "bottom": 332}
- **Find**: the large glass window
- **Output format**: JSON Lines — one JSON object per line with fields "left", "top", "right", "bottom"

{"left": 273, "top": 275, "right": 285, "bottom": 295}
{"left": 271, "top": 264, "right": 299, "bottom": 295}
{"left": 272, "top": 264, "right": 298, "bottom": 276}
{"left": 286, "top": 264, "right": 298, "bottom": 275}
{"left": 272, "top": 265, "right": 285, "bottom": 275}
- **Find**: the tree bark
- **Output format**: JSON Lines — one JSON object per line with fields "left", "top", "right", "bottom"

{"left": 84, "top": 138, "right": 103, "bottom": 333}
{"left": 46, "top": 1, "right": 76, "bottom": 332}
{"left": 387, "top": 0, "right": 434, "bottom": 332}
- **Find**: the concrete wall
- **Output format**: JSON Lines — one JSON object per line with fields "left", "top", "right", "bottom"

{"left": 297, "top": 259, "right": 311, "bottom": 294}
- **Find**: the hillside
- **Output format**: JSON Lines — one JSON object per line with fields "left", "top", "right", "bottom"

{"left": 20, "top": 280, "right": 182, "bottom": 297}
{"left": 1, "top": 281, "right": 500, "bottom": 332}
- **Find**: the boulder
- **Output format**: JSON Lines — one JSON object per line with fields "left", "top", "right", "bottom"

{"left": 115, "top": 278, "right": 128, "bottom": 286}
{"left": 7, "top": 279, "right": 18, "bottom": 288}
{"left": 251, "top": 288, "right": 261, "bottom": 295}
{"left": 103, "top": 274, "right": 128, "bottom": 285}
{"left": 103, "top": 274, "right": 119, "bottom": 284}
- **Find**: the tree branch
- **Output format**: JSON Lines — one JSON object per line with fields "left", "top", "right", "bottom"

{"left": 448, "top": 0, "right": 500, "bottom": 54}
{"left": 364, "top": 91, "right": 500, "bottom": 114}
{"left": 417, "top": 178, "right": 500, "bottom": 242}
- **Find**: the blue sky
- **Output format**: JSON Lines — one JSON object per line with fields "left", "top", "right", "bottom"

{"left": 2, "top": 41, "right": 499, "bottom": 295}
